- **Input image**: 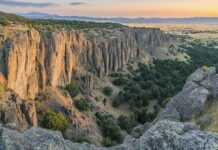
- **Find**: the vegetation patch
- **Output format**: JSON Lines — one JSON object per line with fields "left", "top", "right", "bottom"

{"left": 44, "top": 110, "right": 70, "bottom": 131}
{"left": 112, "top": 77, "right": 128, "bottom": 86}
{"left": 75, "top": 98, "right": 90, "bottom": 111}
{"left": 103, "top": 137, "right": 118, "bottom": 147}
{"left": 65, "top": 82, "right": 80, "bottom": 98}
{"left": 0, "top": 16, "right": 10, "bottom": 26}
{"left": 95, "top": 112, "right": 122, "bottom": 146}
{"left": 111, "top": 41, "right": 218, "bottom": 126}
{"left": 118, "top": 114, "right": 136, "bottom": 132}
{"left": 0, "top": 11, "right": 124, "bottom": 30}
{"left": 102, "top": 86, "right": 113, "bottom": 96}
{"left": 134, "top": 109, "right": 158, "bottom": 124}
{"left": 202, "top": 66, "right": 209, "bottom": 73}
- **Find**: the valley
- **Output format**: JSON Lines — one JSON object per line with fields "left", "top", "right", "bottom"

{"left": 0, "top": 12, "right": 218, "bottom": 149}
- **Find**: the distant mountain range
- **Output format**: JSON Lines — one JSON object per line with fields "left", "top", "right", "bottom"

{"left": 19, "top": 12, "right": 218, "bottom": 23}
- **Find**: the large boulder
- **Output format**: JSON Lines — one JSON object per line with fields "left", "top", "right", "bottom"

{"left": 152, "top": 107, "right": 180, "bottom": 124}
{"left": 139, "top": 120, "right": 218, "bottom": 150}
{"left": 166, "top": 82, "right": 209, "bottom": 120}
{"left": 0, "top": 126, "right": 98, "bottom": 150}
{"left": 186, "top": 67, "right": 216, "bottom": 83}
{"left": 200, "top": 74, "right": 218, "bottom": 98}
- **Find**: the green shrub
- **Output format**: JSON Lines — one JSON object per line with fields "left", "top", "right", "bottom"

{"left": 103, "top": 98, "right": 107, "bottom": 105}
{"left": 0, "top": 16, "right": 10, "bottom": 26}
{"left": 102, "top": 137, "right": 117, "bottom": 147}
{"left": 95, "top": 113, "right": 122, "bottom": 143}
{"left": 118, "top": 114, "right": 136, "bottom": 131}
{"left": 44, "top": 110, "right": 69, "bottom": 131}
{"left": 65, "top": 82, "right": 80, "bottom": 98}
{"left": 112, "top": 77, "right": 128, "bottom": 86}
{"left": 75, "top": 98, "right": 89, "bottom": 111}
{"left": 112, "top": 98, "right": 121, "bottom": 108}
{"left": 102, "top": 87, "right": 113, "bottom": 96}
{"left": 134, "top": 109, "right": 157, "bottom": 124}
{"left": 112, "top": 92, "right": 124, "bottom": 108}
{"left": 109, "top": 72, "right": 125, "bottom": 78}
{"left": 202, "top": 66, "right": 209, "bottom": 73}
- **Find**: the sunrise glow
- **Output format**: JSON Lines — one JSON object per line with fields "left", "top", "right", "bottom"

{"left": 0, "top": 0, "right": 218, "bottom": 18}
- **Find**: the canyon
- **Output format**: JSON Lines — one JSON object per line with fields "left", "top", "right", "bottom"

{"left": 0, "top": 27, "right": 175, "bottom": 100}
{"left": 0, "top": 14, "right": 218, "bottom": 149}
{"left": 0, "top": 24, "right": 180, "bottom": 145}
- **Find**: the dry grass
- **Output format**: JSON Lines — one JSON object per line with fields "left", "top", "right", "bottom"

{"left": 0, "top": 82, "right": 4, "bottom": 100}
{"left": 123, "top": 23, "right": 218, "bottom": 31}
{"left": 194, "top": 99, "right": 218, "bottom": 132}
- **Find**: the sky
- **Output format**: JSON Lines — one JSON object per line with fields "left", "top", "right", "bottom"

{"left": 0, "top": 0, "right": 218, "bottom": 18}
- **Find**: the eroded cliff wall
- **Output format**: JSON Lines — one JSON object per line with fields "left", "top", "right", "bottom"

{"left": 0, "top": 27, "right": 174, "bottom": 99}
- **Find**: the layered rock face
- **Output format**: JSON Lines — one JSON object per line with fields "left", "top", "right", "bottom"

{"left": 0, "top": 28, "right": 174, "bottom": 99}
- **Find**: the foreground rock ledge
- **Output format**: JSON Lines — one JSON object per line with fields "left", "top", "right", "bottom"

{"left": 0, "top": 120, "right": 218, "bottom": 150}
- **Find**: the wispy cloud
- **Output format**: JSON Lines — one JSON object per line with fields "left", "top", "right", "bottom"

{"left": 70, "top": 2, "right": 87, "bottom": 6}
{"left": 0, "top": 0, "right": 57, "bottom": 7}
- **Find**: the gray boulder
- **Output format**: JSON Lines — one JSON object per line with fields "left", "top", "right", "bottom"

{"left": 186, "top": 67, "right": 216, "bottom": 83}
{"left": 139, "top": 120, "right": 218, "bottom": 150}
{"left": 131, "top": 123, "right": 149, "bottom": 138}
{"left": 167, "top": 82, "right": 209, "bottom": 120}
{"left": 200, "top": 74, "right": 218, "bottom": 98}
{"left": 153, "top": 107, "right": 180, "bottom": 123}
{"left": 0, "top": 126, "right": 99, "bottom": 150}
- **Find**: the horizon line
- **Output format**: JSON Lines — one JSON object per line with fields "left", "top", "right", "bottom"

{"left": 20, "top": 12, "right": 218, "bottom": 19}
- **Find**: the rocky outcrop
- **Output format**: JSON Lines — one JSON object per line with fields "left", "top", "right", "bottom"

{"left": 153, "top": 82, "right": 209, "bottom": 122}
{"left": 130, "top": 123, "right": 148, "bottom": 138}
{"left": 155, "top": 67, "right": 218, "bottom": 122}
{"left": 167, "top": 82, "right": 209, "bottom": 120}
{"left": 138, "top": 120, "right": 218, "bottom": 150}
{"left": 186, "top": 67, "right": 216, "bottom": 83}
{"left": 78, "top": 72, "right": 96, "bottom": 97}
{"left": 1, "top": 120, "right": 218, "bottom": 150}
{"left": 200, "top": 74, "right": 218, "bottom": 98}
{"left": 0, "top": 92, "right": 37, "bottom": 131}
{"left": 21, "top": 101, "right": 37, "bottom": 127}
{"left": 0, "top": 28, "right": 175, "bottom": 99}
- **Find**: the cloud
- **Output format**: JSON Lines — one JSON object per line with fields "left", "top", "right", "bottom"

{"left": 70, "top": 2, "right": 87, "bottom": 6}
{"left": 0, "top": 0, "right": 57, "bottom": 7}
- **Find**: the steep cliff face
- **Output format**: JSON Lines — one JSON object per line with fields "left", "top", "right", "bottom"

{"left": 0, "top": 27, "right": 175, "bottom": 99}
